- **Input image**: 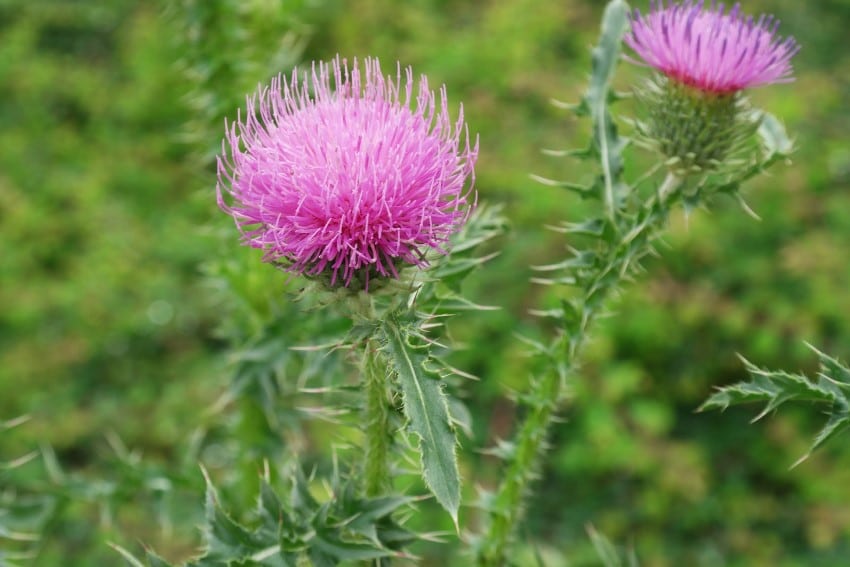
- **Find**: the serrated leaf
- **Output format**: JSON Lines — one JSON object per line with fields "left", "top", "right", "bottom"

{"left": 701, "top": 347, "right": 850, "bottom": 465}
{"left": 380, "top": 316, "right": 461, "bottom": 525}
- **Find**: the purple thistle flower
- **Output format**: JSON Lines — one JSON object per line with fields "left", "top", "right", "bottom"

{"left": 626, "top": 1, "right": 799, "bottom": 94}
{"left": 217, "top": 56, "right": 478, "bottom": 288}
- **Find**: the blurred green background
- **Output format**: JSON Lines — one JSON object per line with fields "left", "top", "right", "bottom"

{"left": 2, "top": 0, "right": 850, "bottom": 565}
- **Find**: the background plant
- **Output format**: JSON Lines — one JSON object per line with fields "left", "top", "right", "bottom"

{"left": 2, "top": 0, "right": 850, "bottom": 565}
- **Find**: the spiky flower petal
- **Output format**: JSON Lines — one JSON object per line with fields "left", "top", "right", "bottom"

{"left": 217, "top": 56, "right": 477, "bottom": 289}
{"left": 626, "top": 1, "right": 799, "bottom": 94}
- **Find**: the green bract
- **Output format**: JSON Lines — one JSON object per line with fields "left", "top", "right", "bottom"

{"left": 635, "top": 75, "right": 760, "bottom": 175}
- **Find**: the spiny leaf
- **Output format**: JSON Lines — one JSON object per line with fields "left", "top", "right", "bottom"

{"left": 700, "top": 346, "right": 850, "bottom": 466}
{"left": 379, "top": 315, "right": 461, "bottom": 526}
{"left": 171, "top": 466, "right": 408, "bottom": 566}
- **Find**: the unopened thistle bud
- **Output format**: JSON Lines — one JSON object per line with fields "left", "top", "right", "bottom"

{"left": 625, "top": 1, "right": 799, "bottom": 174}
{"left": 217, "top": 56, "right": 478, "bottom": 291}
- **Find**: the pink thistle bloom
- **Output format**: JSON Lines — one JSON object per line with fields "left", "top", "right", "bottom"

{"left": 626, "top": 1, "right": 800, "bottom": 94}
{"left": 217, "top": 56, "right": 478, "bottom": 288}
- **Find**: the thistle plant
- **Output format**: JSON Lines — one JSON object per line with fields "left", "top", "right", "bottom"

{"left": 210, "top": 54, "right": 489, "bottom": 560}
{"left": 474, "top": 1, "right": 797, "bottom": 564}
{"left": 18, "top": 1, "right": 822, "bottom": 565}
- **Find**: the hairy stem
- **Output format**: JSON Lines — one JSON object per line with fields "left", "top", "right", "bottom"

{"left": 476, "top": 173, "right": 682, "bottom": 566}
{"left": 349, "top": 291, "right": 393, "bottom": 499}
{"left": 363, "top": 339, "right": 392, "bottom": 498}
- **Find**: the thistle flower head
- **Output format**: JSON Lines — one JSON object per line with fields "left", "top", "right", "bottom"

{"left": 217, "top": 56, "right": 477, "bottom": 289}
{"left": 626, "top": 0, "right": 799, "bottom": 94}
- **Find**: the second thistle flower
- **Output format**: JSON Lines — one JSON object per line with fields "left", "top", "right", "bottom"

{"left": 217, "top": 56, "right": 478, "bottom": 290}
{"left": 625, "top": 1, "right": 799, "bottom": 174}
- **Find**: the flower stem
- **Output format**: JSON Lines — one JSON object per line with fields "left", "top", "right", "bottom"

{"left": 476, "top": 173, "right": 682, "bottom": 566}
{"left": 363, "top": 337, "right": 392, "bottom": 497}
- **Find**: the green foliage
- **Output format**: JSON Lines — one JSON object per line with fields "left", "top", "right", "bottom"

{"left": 5, "top": 0, "right": 850, "bottom": 565}
{"left": 115, "top": 465, "right": 414, "bottom": 566}
{"left": 701, "top": 345, "right": 850, "bottom": 467}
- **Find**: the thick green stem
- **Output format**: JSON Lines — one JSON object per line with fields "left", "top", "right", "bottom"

{"left": 349, "top": 291, "right": 393, "bottom": 499}
{"left": 476, "top": 174, "right": 682, "bottom": 566}
{"left": 363, "top": 340, "right": 392, "bottom": 497}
